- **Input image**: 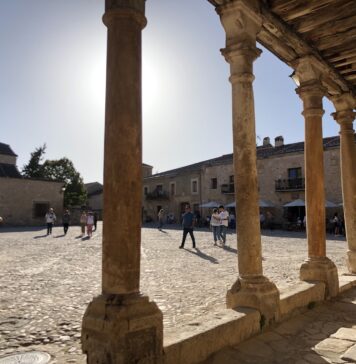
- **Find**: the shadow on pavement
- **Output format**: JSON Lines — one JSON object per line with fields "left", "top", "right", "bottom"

{"left": 183, "top": 247, "right": 219, "bottom": 264}
{"left": 33, "top": 234, "right": 48, "bottom": 239}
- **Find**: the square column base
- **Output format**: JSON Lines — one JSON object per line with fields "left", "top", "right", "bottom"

{"left": 347, "top": 250, "right": 356, "bottom": 274}
{"left": 226, "top": 276, "right": 280, "bottom": 324}
{"left": 300, "top": 257, "right": 339, "bottom": 298}
{"left": 82, "top": 293, "right": 163, "bottom": 364}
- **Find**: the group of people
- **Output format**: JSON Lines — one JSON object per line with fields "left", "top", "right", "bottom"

{"left": 178, "top": 204, "right": 230, "bottom": 249}
{"left": 44, "top": 208, "right": 98, "bottom": 237}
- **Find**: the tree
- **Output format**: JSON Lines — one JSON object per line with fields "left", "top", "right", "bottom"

{"left": 42, "top": 158, "right": 87, "bottom": 207}
{"left": 22, "top": 144, "right": 46, "bottom": 178}
{"left": 22, "top": 146, "right": 87, "bottom": 207}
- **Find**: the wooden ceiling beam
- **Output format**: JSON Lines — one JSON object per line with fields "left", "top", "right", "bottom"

{"left": 315, "top": 29, "right": 356, "bottom": 51}
{"left": 334, "top": 57, "right": 356, "bottom": 67}
{"left": 302, "top": 12, "right": 356, "bottom": 41}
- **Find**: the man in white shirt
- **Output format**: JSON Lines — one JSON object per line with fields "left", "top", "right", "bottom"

{"left": 218, "top": 205, "right": 229, "bottom": 245}
{"left": 45, "top": 208, "right": 56, "bottom": 235}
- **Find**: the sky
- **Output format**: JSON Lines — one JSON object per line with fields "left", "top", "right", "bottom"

{"left": 0, "top": 0, "right": 340, "bottom": 183}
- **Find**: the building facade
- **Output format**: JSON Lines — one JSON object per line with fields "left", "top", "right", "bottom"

{"left": 142, "top": 135, "right": 347, "bottom": 225}
{"left": 0, "top": 143, "right": 64, "bottom": 225}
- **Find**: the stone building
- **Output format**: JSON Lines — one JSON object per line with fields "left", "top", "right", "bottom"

{"left": 0, "top": 142, "right": 64, "bottom": 225}
{"left": 142, "top": 135, "right": 349, "bottom": 225}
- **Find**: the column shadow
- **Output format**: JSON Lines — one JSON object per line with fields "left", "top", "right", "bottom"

{"left": 183, "top": 248, "right": 219, "bottom": 264}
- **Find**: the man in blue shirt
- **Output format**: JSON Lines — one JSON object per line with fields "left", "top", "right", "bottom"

{"left": 179, "top": 205, "right": 196, "bottom": 249}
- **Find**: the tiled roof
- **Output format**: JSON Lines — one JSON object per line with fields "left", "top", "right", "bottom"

{"left": 146, "top": 135, "right": 349, "bottom": 179}
{"left": 0, "top": 143, "right": 17, "bottom": 156}
{"left": 0, "top": 163, "right": 22, "bottom": 178}
{"left": 85, "top": 182, "right": 103, "bottom": 196}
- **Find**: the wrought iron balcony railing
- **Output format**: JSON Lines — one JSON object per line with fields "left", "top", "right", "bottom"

{"left": 221, "top": 183, "right": 235, "bottom": 194}
{"left": 275, "top": 178, "right": 305, "bottom": 191}
{"left": 145, "top": 189, "right": 169, "bottom": 200}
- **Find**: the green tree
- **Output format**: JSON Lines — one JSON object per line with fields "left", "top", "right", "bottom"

{"left": 22, "top": 144, "right": 46, "bottom": 178}
{"left": 22, "top": 146, "right": 87, "bottom": 207}
{"left": 42, "top": 158, "right": 87, "bottom": 207}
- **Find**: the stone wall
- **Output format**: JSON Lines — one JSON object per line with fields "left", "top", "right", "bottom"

{"left": 0, "top": 155, "right": 17, "bottom": 165}
{"left": 0, "top": 178, "right": 64, "bottom": 225}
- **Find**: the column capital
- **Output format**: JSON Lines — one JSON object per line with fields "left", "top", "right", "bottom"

{"left": 330, "top": 92, "right": 356, "bottom": 112}
{"left": 217, "top": 0, "right": 262, "bottom": 48}
{"left": 103, "top": 3, "right": 146, "bottom": 29}
{"left": 221, "top": 44, "right": 261, "bottom": 65}
{"left": 293, "top": 56, "right": 324, "bottom": 85}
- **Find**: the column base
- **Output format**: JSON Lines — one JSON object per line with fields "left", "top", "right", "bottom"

{"left": 226, "top": 276, "right": 280, "bottom": 324}
{"left": 82, "top": 293, "right": 163, "bottom": 364}
{"left": 347, "top": 250, "right": 356, "bottom": 274}
{"left": 300, "top": 257, "right": 339, "bottom": 298}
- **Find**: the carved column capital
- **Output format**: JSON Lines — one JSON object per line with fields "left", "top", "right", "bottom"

{"left": 217, "top": 0, "right": 262, "bottom": 48}
{"left": 293, "top": 56, "right": 324, "bottom": 85}
{"left": 296, "top": 82, "right": 326, "bottom": 118}
{"left": 103, "top": 0, "right": 146, "bottom": 29}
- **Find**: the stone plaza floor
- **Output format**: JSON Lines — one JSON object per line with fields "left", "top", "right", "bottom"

{"left": 0, "top": 223, "right": 352, "bottom": 363}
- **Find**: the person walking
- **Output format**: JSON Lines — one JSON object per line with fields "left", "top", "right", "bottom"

{"left": 80, "top": 211, "right": 87, "bottom": 237}
{"left": 179, "top": 205, "right": 196, "bottom": 249}
{"left": 158, "top": 209, "right": 164, "bottom": 230}
{"left": 93, "top": 212, "right": 98, "bottom": 231}
{"left": 210, "top": 208, "right": 221, "bottom": 245}
{"left": 45, "top": 208, "right": 56, "bottom": 235}
{"left": 62, "top": 209, "right": 70, "bottom": 235}
{"left": 333, "top": 212, "right": 340, "bottom": 236}
{"left": 86, "top": 211, "right": 94, "bottom": 238}
{"left": 218, "top": 205, "right": 229, "bottom": 246}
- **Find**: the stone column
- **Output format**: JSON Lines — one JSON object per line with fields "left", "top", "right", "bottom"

{"left": 294, "top": 56, "right": 338, "bottom": 297}
{"left": 81, "top": 1, "right": 163, "bottom": 363}
{"left": 217, "top": 0, "right": 279, "bottom": 321}
{"left": 331, "top": 93, "right": 356, "bottom": 273}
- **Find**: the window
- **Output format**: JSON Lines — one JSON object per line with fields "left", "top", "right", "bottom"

{"left": 33, "top": 202, "right": 49, "bottom": 218}
{"left": 156, "top": 184, "right": 163, "bottom": 192}
{"left": 229, "top": 175, "right": 234, "bottom": 184}
{"left": 288, "top": 168, "right": 302, "bottom": 179}
{"left": 144, "top": 186, "right": 148, "bottom": 195}
{"left": 170, "top": 182, "right": 176, "bottom": 196}
{"left": 191, "top": 179, "right": 198, "bottom": 194}
{"left": 210, "top": 178, "right": 217, "bottom": 189}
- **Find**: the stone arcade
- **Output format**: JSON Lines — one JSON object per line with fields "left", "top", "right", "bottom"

{"left": 81, "top": 1, "right": 356, "bottom": 363}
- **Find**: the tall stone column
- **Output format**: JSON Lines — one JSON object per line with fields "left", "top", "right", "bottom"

{"left": 294, "top": 56, "right": 339, "bottom": 297}
{"left": 81, "top": 1, "right": 163, "bottom": 363}
{"left": 331, "top": 93, "right": 356, "bottom": 273}
{"left": 217, "top": 0, "right": 279, "bottom": 321}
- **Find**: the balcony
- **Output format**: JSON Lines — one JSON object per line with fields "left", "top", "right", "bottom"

{"left": 275, "top": 178, "right": 305, "bottom": 191}
{"left": 221, "top": 183, "right": 235, "bottom": 194}
{"left": 145, "top": 188, "right": 169, "bottom": 200}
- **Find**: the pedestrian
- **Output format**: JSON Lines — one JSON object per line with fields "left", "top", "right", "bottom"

{"left": 80, "top": 211, "right": 87, "bottom": 237}
{"left": 158, "top": 209, "right": 164, "bottom": 230}
{"left": 179, "top": 205, "right": 196, "bottom": 249}
{"left": 86, "top": 211, "right": 94, "bottom": 238}
{"left": 259, "top": 211, "right": 265, "bottom": 229}
{"left": 333, "top": 212, "right": 340, "bottom": 236}
{"left": 62, "top": 209, "right": 70, "bottom": 235}
{"left": 210, "top": 208, "right": 221, "bottom": 245}
{"left": 218, "top": 205, "right": 229, "bottom": 246}
{"left": 93, "top": 212, "right": 98, "bottom": 231}
{"left": 45, "top": 208, "right": 56, "bottom": 235}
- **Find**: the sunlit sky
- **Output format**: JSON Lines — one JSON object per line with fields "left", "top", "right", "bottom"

{"left": 1, "top": 1, "right": 340, "bottom": 183}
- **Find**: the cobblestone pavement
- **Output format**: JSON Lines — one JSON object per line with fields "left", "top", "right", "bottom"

{"left": 0, "top": 223, "right": 350, "bottom": 363}
{"left": 203, "top": 287, "right": 356, "bottom": 364}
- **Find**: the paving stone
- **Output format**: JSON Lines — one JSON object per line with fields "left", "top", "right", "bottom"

{"left": 340, "top": 344, "right": 356, "bottom": 362}
{"left": 314, "top": 338, "right": 354, "bottom": 355}
{"left": 331, "top": 328, "right": 356, "bottom": 342}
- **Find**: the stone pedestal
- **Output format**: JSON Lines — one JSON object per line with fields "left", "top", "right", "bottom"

{"left": 226, "top": 276, "right": 280, "bottom": 323}
{"left": 82, "top": 294, "right": 163, "bottom": 364}
{"left": 331, "top": 93, "right": 356, "bottom": 274}
{"left": 295, "top": 57, "right": 339, "bottom": 297}
{"left": 300, "top": 257, "right": 339, "bottom": 298}
{"left": 218, "top": 0, "right": 279, "bottom": 321}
